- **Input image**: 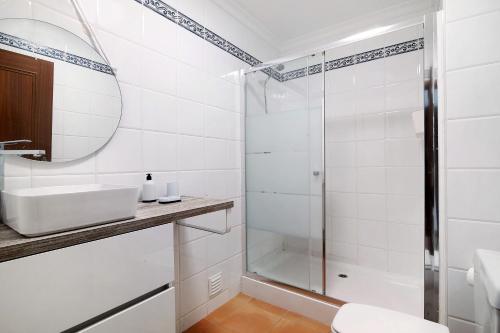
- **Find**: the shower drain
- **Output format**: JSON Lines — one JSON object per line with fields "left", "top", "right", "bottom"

{"left": 338, "top": 274, "right": 348, "bottom": 278}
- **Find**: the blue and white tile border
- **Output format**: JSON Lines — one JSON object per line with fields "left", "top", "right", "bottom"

{"left": 0, "top": 31, "right": 114, "bottom": 75}
{"left": 138, "top": 0, "right": 424, "bottom": 83}
{"left": 139, "top": 0, "right": 262, "bottom": 66}
{"left": 282, "top": 38, "right": 424, "bottom": 82}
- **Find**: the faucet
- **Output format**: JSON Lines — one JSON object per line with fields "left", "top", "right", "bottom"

{"left": 0, "top": 140, "right": 45, "bottom": 191}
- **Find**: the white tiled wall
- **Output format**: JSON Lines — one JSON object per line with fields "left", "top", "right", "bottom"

{"left": 324, "top": 26, "right": 425, "bottom": 279}
{"left": 443, "top": 0, "right": 500, "bottom": 331}
{"left": 0, "top": 0, "right": 278, "bottom": 331}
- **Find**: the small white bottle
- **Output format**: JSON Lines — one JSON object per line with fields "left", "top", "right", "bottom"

{"left": 142, "top": 173, "right": 157, "bottom": 202}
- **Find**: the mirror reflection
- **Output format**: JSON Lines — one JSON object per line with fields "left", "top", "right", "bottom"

{"left": 0, "top": 18, "right": 121, "bottom": 162}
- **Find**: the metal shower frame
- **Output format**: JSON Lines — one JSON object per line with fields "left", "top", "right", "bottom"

{"left": 243, "top": 10, "right": 442, "bottom": 323}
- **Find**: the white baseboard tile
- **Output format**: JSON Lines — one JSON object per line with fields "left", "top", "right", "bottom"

{"left": 241, "top": 276, "right": 338, "bottom": 325}
{"left": 448, "top": 316, "right": 478, "bottom": 333}
{"left": 179, "top": 304, "right": 207, "bottom": 332}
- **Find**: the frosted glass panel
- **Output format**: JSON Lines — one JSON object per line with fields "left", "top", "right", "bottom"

{"left": 245, "top": 54, "right": 324, "bottom": 292}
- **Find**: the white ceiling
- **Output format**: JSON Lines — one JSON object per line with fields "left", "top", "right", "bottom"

{"left": 215, "top": 0, "right": 433, "bottom": 54}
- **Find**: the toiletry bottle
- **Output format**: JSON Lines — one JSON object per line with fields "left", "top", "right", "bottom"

{"left": 142, "top": 173, "right": 157, "bottom": 202}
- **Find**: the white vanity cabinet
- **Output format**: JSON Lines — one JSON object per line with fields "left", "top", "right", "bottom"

{"left": 0, "top": 224, "right": 175, "bottom": 333}
{"left": 79, "top": 287, "right": 175, "bottom": 333}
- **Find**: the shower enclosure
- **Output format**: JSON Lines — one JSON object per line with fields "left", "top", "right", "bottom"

{"left": 244, "top": 16, "right": 439, "bottom": 321}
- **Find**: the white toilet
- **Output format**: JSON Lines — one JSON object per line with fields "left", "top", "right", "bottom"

{"left": 473, "top": 249, "right": 500, "bottom": 333}
{"left": 331, "top": 303, "right": 449, "bottom": 333}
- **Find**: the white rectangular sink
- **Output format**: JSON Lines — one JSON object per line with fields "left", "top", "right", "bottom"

{"left": 1, "top": 184, "right": 139, "bottom": 237}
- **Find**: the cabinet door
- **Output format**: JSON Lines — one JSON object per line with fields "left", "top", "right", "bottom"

{"left": 0, "top": 224, "right": 174, "bottom": 333}
{"left": 79, "top": 287, "right": 175, "bottom": 333}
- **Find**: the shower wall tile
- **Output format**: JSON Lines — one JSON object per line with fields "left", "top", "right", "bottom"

{"left": 448, "top": 219, "right": 500, "bottom": 270}
{"left": 355, "top": 59, "right": 385, "bottom": 88}
{"left": 386, "top": 110, "right": 417, "bottom": 138}
{"left": 358, "top": 220, "right": 387, "bottom": 248}
{"left": 328, "top": 169, "right": 354, "bottom": 193}
{"left": 358, "top": 246, "right": 388, "bottom": 270}
{"left": 331, "top": 193, "right": 358, "bottom": 218}
{"left": 387, "top": 251, "right": 422, "bottom": 278}
{"left": 326, "top": 142, "right": 356, "bottom": 167}
{"left": 141, "top": 89, "right": 178, "bottom": 133}
{"left": 447, "top": 117, "right": 500, "bottom": 168}
{"left": 356, "top": 140, "right": 385, "bottom": 167}
{"left": 386, "top": 195, "right": 424, "bottom": 225}
{"left": 357, "top": 167, "right": 386, "bottom": 193}
{"left": 445, "top": 1, "right": 500, "bottom": 329}
{"left": 326, "top": 116, "right": 357, "bottom": 142}
{"left": 142, "top": 132, "right": 178, "bottom": 171}
{"left": 177, "top": 63, "right": 206, "bottom": 103}
{"left": 142, "top": 5, "right": 178, "bottom": 58}
{"left": 356, "top": 114, "right": 385, "bottom": 140}
{"left": 356, "top": 86, "right": 385, "bottom": 115}
{"left": 385, "top": 79, "right": 422, "bottom": 111}
{"left": 357, "top": 194, "right": 386, "bottom": 221}
{"left": 95, "top": 128, "right": 142, "bottom": 173}
{"left": 384, "top": 50, "right": 422, "bottom": 84}
{"left": 447, "top": 170, "right": 500, "bottom": 222}
{"left": 325, "top": 33, "right": 424, "bottom": 277}
{"left": 325, "top": 67, "right": 355, "bottom": 93}
{"left": 178, "top": 99, "right": 205, "bottom": 136}
{"left": 386, "top": 167, "right": 424, "bottom": 195}
{"left": 326, "top": 91, "right": 356, "bottom": 118}
{"left": 446, "top": 11, "right": 500, "bottom": 70}
{"left": 98, "top": 0, "right": 143, "bottom": 44}
{"left": 447, "top": 317, "right": 478, "bottom": 333}
{"left": 446, "top": 63, "right": 500, "bottom": 119}
{"left": 331, "top": 217, "right": 357, "bottom": 244}
{"left": 448, "top": 268, "right": 475, "bottom": 321}
{"left": 385, "top": 138, "right": 424, "bottom": 167}
{"left": 387, "top": 224, "right": 423, "bottom": 253}
{"left": 446, "top": 0, "right": 500, "bottom": 22}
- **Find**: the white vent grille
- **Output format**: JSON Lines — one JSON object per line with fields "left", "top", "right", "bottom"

{"left": 208, "top": 272, "right": 223, "bottom": 298}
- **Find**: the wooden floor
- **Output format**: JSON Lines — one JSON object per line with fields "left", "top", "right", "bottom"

{"left": 183, "top": 293, "right": 331, "bottom": 333}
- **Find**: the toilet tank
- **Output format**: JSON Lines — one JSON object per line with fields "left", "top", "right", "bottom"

{"left": 474, "top": 250, "right": 500, "bottom": 333}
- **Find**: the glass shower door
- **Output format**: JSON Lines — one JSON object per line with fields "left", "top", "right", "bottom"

{"left": 245, "top": 54, "right": 324, "bottom": 293}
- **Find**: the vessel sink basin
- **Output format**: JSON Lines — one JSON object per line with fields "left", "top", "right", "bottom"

{"left": 1, "top": 184, "right": 139, "bottom": 237}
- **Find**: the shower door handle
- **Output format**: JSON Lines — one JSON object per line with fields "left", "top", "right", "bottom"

{"left": 313, "top": 171, "right": 320, "bottom": 176}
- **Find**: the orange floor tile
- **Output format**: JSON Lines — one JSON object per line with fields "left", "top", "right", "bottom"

{"left": 183, "top": 293, "right": 331, "bottom": 333}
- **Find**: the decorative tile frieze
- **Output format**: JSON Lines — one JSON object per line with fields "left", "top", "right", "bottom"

{"left": 356, "top": 47, "right": 385, "bottom": 64}
{"left": 385, "top": 38, "right": 423, "bottom": 57}
{"left": 281, "top": 67, "right": 307, "bottom": 81}
{"left": 0, "top": 32, "right": 113, "bottom": 75}
{"left": 280, "top": 38, "right": 424, "bottom": 81}
{"left": 308, "top": 63, "right": 323, "bottom": 75}
{"left": 140, "top": 0, "right": 177, "bottom": 23}
{"left": 325, "top": 55, "right": 356, "bottom": 71}
{"left": 137, "top": 0, "right": 425, "bottom": 83}
{"left": 205, "top": 28, "right": 226, "bottom": 51}
{"left": 178, "top": 12, "right": 204, "bottom": 37}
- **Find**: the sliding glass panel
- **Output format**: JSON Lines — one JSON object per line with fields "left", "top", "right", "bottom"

{"left": 245, "top": 54, "right": 324, "bottom": 293}
{"left": 324, "top": 25, "right": 425, "bottom": 315}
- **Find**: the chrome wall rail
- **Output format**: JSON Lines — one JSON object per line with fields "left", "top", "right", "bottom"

{"left": 423, "top": 12, "right": 440, "bottom": 322}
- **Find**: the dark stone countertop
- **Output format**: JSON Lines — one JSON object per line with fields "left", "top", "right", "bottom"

{"left": 0, "top": 196, "right": 233, "bottom": 263}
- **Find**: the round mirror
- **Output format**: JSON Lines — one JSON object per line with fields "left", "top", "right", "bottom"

{"left": 0, "top": 18, "right": 121, "bottom": 162}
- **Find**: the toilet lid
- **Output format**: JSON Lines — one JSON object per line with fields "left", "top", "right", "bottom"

{"left": 332, "top": 303, "right": 449, "bottom": 333}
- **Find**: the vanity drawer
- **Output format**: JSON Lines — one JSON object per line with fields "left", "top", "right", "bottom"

{"left": 78, "top": 287, "right": 175, "bottom": 333}
{"left": 0, "top": 224, "right": 174, "bottom": 333}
